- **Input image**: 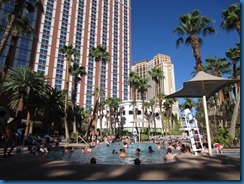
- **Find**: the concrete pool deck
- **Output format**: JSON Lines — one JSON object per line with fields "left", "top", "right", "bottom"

{"left": 0, "top": 146, "right": 240, "bottom": 180}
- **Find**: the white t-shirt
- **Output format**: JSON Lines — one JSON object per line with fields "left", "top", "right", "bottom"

{"left": 183, "top": 108, "right": 193, "bottom": 121}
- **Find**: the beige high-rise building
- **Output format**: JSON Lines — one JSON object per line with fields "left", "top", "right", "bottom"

{"left": 132, "top": 53, "right": 179, "bottom": 116}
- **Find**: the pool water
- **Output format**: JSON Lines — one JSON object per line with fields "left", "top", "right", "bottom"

{"left": 216, "top": 152, "right": 240, "bottom": 158}
{"left": 44, "top": 142, "right": 179, "bottom": 165}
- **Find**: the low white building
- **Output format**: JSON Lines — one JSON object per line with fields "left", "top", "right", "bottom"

{"left": 97, "top": 100, "right": 164, "bottom": 133}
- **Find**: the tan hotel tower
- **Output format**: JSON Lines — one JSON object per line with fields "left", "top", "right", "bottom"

{"left": 132, "top": 53, "right": 179, "bottom": 116}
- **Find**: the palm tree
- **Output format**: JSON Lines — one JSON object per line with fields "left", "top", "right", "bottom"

{"left": 180, "top": 98, "right": 196, "bottom": 112}
{"left": 128, "top": 71, "right": 140, "bottom": 134}
{"left": 147, "top": 98, "right": 155, "bottom": 136}
{"left": 173, "top": 9, "right": 216, "bottom": 71}
{"left": 60, "top": 44, "right": 79, "bottom": 142}
{"left": 97, "top": 100, "right": 106, "bottom": 135}
{"left": 225, "top": 47, "right": 240, "bottom": 139}
{"left": 87, "top": 45, "right": 110, "bottom": 138}
{"left": 69, "top": 62, "right": 86, "bottom": 134}
{"left": 0, "top": 17, "right": 35, "bottom": 90}
{"left": 137, "top": 77, "right": 151, "bottom": 133}
{"left": 221, "top": 3, "right": 240, "bottom": 35}
{"left": 205, "top": 57, "right": 231, "bottom": 77}
{"left": 76, "top": 106, "right": 90, "bottom": 135}
{"left": 204, "top": 57, "right": 232, "bottom": 106}
{"left": 163, "top": 98, "right": 176, "bottom": 133}
{"left": 39, "top": 87, "right": 65, "bottom": 134}
{"left": 2, "top": 66, "right": 47, "bottom": 135}
{"left": 226, "top": 48, "right": 240, "bottom": 80}
{"left": 0, "top": 0, "right": 43, "bottom": 90}
{"left": 148, "top": 67, "right": 164, "bottom": 134}
{"left": 221, "top": 3, "right": 240, "bottom": 140}
{"left": 0, "top": 0, "right": 43, "bottom": 54}
{"left": 105, "top": 97, "right": 121, "bottom": 135}
{"left": 157, "top": 92, "right": 165, "bottom": 133}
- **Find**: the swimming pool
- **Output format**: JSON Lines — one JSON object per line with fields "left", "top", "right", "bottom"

{"left": 44, "top": 142, "right": 179, "bottom": 165}
{"left": 215, "top": 152, "right": 240, "bottom": 158}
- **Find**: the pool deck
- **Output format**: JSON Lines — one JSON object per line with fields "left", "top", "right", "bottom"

{"left": 0, "top": 144, "right": 240, "bottom": 181}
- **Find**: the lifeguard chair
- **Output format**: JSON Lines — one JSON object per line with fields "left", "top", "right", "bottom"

{"left": 179, "top": 115, "right": 203, "bottom": 155}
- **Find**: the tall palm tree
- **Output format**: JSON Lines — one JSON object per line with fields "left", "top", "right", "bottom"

{"left": 60, "top": 44, "right": 79, "bottom": 142}
{"left": 148, "top": 67, "right": 164, "bottom": 134}
{"left": 147, "top": 98, "right": 156, "bottom": 136}
{"left": 128, "top": 71, "right": 140, "bottom": 134}
{"left": 221, "top": 3, "right": 240, "bottom": 140}
{"left": 157, "top": 92, "right": 166, "bottom": 133}
{"left": 69, "top": 62, "right": 86, "bottom": 134}
{"left": 205, "top": 57, "right": 231, "bottom": 77}
{"left": 87, "top": 45, "right": 110, "bottom": 138}
{"left": 0, "top": 16, "right": 35, "bottom": 91}
{"left": 105, "top": 97, "right": 121, "bottom": 135}
{"left": 225, "top": 47, "right": 240, "bottom": 139}
{"left": 226, "top": 47, "right": 240, "bottom": 80}
{"left": 173, "top": 9, "right": 216, "bottom": 71}
{"left": 163, "top": 98, "right": 176, "bottom": 133}
{"left": 0, "top": 0, "right": 43, "bottom": 90}
{"left": 97, "top": 100, "right": 106, "bottom": 135}
{"left": 137, "top": 77, "right": 151, "bottom": 133}
{"left": 204, "top": 57, "right": 232, "bottom": 106}
{"left": 2, "top": 66, "right": 47, "bottom": 135}
{"left": 0, "top": 0, "right": 43, "bottom": 54}
{"left": 221, "top": 3, "right": 240, "bottom": 35}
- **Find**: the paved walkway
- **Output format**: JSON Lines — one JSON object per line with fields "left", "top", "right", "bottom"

{"left": 0, "top": 146, "right": 240, "bottom": 181}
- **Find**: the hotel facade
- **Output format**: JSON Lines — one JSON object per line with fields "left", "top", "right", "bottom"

{"left": 0, "top": 1, "right": 179, "bottom": 132}
{"left": 97, "top": 54, "right": 179, "bottom": 132}
{"left": 0, "top": 0, "right": 132, "bottom": 110}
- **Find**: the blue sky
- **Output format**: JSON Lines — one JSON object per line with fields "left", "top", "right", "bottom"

{"left": 131, "top": 0, "right": 240, "bottom": 102}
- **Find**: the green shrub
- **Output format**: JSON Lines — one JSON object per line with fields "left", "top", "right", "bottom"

{"left": 140, "top": 133, "right": 149, "bottom": 141}
{"left": 213, "top": 128, "right": 232, "bottom": 147}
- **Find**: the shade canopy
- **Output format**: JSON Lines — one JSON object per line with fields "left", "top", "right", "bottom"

{"left": 165, "top": 71, "right": 240, "bottom": 156}
{"left": 166, "top": 71, "right": 239, "bottom": 100}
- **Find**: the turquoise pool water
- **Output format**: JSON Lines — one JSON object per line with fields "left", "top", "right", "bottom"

{"left": 215, "top": 152, "right": 240, "bottom": 158}
{"left": 44, "top": 142, "right": 180, "bottom": 165}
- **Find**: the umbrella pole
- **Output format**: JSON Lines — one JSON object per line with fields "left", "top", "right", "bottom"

{"left": 203, "top": 96, "right": 213, "bottom": 156}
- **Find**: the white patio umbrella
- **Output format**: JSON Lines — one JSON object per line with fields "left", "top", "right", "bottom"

{"left": 165, "top": 71, "right": 239, "bottom": 156}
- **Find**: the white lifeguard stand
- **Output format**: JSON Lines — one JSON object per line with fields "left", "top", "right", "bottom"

{"left": 179, "top": 115, "right": 203, "bottom": 155}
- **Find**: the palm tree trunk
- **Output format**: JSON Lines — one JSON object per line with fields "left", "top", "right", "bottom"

{"left": 72, "top": 78, "right": 78, "bottom": 134}
{"left": 0, "top": 34, "right": 18, "bottom": 91}
{"left": 64, "top": 60, "right": 70, "bottom": 141}
{"left": 24, "top": 111, "right": 31, "bottom": 136}
{"left": 133, "top": 95, "right": 138, "bottom": 134}
{"left": 0, "top": 0, "right": 25, "bottom": 55}
{"left": 0, "top": 0, "right": 28, "bottom": 92}
{"left": 229, "top": 86, "right": 240, "bottom": 139}
{"left": 141, "top": 98, "right": 145, "bottom": 132}
{"left": 87, "top": 61, "right": 101, "bottom": 139}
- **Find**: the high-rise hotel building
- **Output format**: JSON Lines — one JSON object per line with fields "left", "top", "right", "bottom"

{"left": 0, "top": 0, "right": 131, "bottom": 110}
{"left": 132, "top": 53, "right": 179, "bottom": 116}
